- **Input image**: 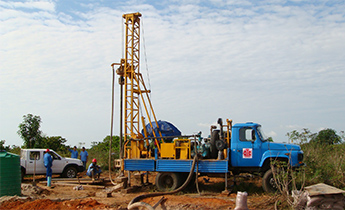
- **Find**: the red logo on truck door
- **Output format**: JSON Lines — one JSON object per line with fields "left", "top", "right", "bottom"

{"left": 243, "top": 148, "right": 252, "bottom": 159}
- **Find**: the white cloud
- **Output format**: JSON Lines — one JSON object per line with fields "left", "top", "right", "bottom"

{"left": 1, "top": 0, "right": 345, "bottom": 147}
{"left": 197, "top": 123, "right": 211, "bottom": 128}
{"left": 0, "top": 0, "right": 55, "bottom": 12}
{"left": 267, "top": 131, "right": 277, "bottom": 137}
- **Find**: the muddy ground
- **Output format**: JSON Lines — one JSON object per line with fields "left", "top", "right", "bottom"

{"left": 0, "top": 172, "right": 284, "bottom": 210}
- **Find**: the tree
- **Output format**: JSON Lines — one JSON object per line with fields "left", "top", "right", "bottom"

{"left": 9, "top": 145, "right": 21, "bottom": 155}
{"left": 0, "top": 140, "right": 21, "bottom": 154}
{"left": 90, "top": 136, "right": 120, "bottom": 152}
{"left": 310, "top": 128, "right": 342, "bottom": 145}
{"left": 340, "top": 131, "right": 345, "bottom": 142}
{"left": 89, "top": 136, "right": 120, "bottom": 170}
{"left": 0, "top": 140, "right": 8, "bottom": 151}
{"left": 41, "top": 136, "right": 68, "bottom": 153}
{"left": 17, "top": 114, "right": 42, "bottom": 148}
{"left": 286, "top": 128, "right": 313, "bottom": 145}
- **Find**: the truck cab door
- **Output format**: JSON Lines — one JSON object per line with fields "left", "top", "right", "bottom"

{"left": 50, "top": 151, "right": 65, "bottom": 174}
{"left": 231, "top": 127, "right": 263, "bottom": 167}
{"left": 26, "top": 151, "right": 45, "bottom": 174}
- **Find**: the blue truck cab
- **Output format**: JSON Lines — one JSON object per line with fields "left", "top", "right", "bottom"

{"left": 231, "top": 122, "right": 303, "bottom": 169}
{"left": 121, "top": 119, "right": 304, "bottom": 193}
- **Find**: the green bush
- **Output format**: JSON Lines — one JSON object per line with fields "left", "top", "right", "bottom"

{"left": 87, "top": 135, "right": 120, "bottom": 170}
{"left": 286, "top": 128, "right": 345, "bottom": 190}
{"left": 301, "top": 142, "right": 345, "bottom": 189}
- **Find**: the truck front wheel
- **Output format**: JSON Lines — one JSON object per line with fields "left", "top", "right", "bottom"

{"left": 63, "top": 166, "right": 77, "bottom": 178}
{"left": 155, "top": 172, "right": 181, "bottom": 191}
{"left": 262, "top": 169, "right": 278, "bottom": 193}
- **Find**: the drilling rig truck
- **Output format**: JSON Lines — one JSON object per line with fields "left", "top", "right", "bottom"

{"left": 111, "top": 12, "right": 304, "bottom": 193}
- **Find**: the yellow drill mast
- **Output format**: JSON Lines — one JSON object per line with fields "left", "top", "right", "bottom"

{"left": 113, "top": 12, "right": 162, "bottom": 159}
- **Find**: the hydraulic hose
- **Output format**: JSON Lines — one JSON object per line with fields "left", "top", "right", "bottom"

{"left": 127, "top": 156, "right": 198, "bottom": 209}
{"left": 195, "top": 157, "right": 200, "bottom": 194}
{"left": 107, "top": 64, "right": 117, "bottom": 186}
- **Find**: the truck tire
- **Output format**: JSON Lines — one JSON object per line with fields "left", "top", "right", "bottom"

{"left": 210, "top": 129, "right": 220, "bottom": 159}
{"left": 262, "top": 169, "right": 277, "bottom": 193}
{"left": 63, "top": 166, "right": 77, "bottom": 178}
{"left": 155, "top": 172, "right": 181, "bottom": 191}
{"left": 215, "top": 139, "right": 226, "bottom": 151}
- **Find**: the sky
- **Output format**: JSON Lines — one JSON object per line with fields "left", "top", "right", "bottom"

{"left": 1, "top": 0, "right": 345, "bottom": 148}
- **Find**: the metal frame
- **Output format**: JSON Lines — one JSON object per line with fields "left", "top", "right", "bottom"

{"left": 117, "top": 13, "right": 163, "bottom": 159}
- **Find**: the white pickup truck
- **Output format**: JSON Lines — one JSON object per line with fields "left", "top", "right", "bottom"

{"left": 20, "top": 149, "right": 84, "bottom": 179}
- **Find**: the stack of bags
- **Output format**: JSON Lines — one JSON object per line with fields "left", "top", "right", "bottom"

{"left": 305, "top": 193, "right": 345, "bottom": 210}
{"left": 293, "top": 183, "right": 345, "bottom": 210}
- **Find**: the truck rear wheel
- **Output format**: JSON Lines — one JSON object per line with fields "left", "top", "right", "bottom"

{"left": 63, "top": 166, "right": 77, "bottom": 178}
{"left": 262, "top": 169, "right": 278, "bottom": 193}
{"left": 155, "top": 172, "right": 182, "bottom": 191}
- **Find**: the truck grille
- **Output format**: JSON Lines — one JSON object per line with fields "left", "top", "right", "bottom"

{"left": 298, "top": 153, "right": 304, "bottom": 161}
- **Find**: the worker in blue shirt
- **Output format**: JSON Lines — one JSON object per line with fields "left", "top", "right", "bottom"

{"left": 43, "top": 149, "right": 53, "bottom": 187}
{"left": 68, "top": 146, "right": 78, "bottom": 159}
{"left": 79, "top": 147, "right": 88, "bottom": 170}
{"left": 86, "top": 158, "right": 102, "bottom": 181}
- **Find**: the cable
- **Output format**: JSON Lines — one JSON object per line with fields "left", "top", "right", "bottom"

{"left": 141, "top": 17, "right": 153, "bottom": 120}
{"left": 141, "top": 17, "right": 151, "bottom": 94}
{"left": 194, "top": 135, "right": 201, "bottom": 194}
{"left": 105, "top": 14, "right": 125, "bottom": 187}
{"left": 108, "top": 65, "right": 117, "bottom": 186}
{"left": 127, "top": 156, "right": 198, "bottom": 209}
{"left": 195, "top": 157, "right": 200, "bottom": 194}
{"left": 122, "top": 17, "right": 124, "bottom": 58}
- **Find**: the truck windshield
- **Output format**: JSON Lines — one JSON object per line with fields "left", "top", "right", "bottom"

{"left": 257, "top": 126, "right": 269, "bottom": 141}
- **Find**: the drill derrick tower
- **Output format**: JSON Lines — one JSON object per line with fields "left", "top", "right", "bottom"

{"left": 113, "top": 12, "right": 162, "bottom": 159}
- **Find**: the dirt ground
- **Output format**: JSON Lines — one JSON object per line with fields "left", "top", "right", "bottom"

{"left": 0, "top": 172, "right": 282, "bottom": 210}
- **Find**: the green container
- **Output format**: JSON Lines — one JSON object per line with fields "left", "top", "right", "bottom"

{"left": 0, "top": 151, "right": 21, "bottom": 196}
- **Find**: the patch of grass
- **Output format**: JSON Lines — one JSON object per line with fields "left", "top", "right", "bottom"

{"left": 302, "top": 143, "right": 345, "bottom": 189}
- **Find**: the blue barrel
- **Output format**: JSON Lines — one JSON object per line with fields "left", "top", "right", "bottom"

{"left": 0, "top": 151, "right": 21, "bottom": 196}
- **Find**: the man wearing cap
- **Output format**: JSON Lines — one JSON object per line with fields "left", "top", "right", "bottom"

{"left": 43, "top": 149, "right": 53, "bottom": 187}
{"left": 86, "top": 158, "right": 102, "bottom": 181}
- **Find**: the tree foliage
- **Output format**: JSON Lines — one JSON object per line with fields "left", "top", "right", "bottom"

{"left": 9, "top": 145, "right": 21, "bottom": 155}
{"left": 286, "top": 128, "right": 313, "bottom": 144}
{"left": 0, "top": 140, "right": 21, "bottom": 155}
{"left": 17, "top": 114, "right": 69, "bottom": 152}
{"left": 267, "top": 137, "right": 274, "bottom": 142}
{"left": 41, "top": 136, "right": 68, "bottom": 153}
{"left": 300, "top": 142, "right": 345, "bottom": 188}
{"left": 0, "top": 140, "right": 7, "bottom": 151}
{"left": 286, "top": 128, "right": 343, "bottom": 145}
{"left": 17, "top": 114, "right": 42, "bottom": 148}
{"left": 310, "top": 128, "right": 342, "bottom": 145}
{"left": 286, "top": 128, "right": 345, "bottom": 189}
{"left": 88, "top": 136, "right": 120, "bottom": 170}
